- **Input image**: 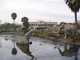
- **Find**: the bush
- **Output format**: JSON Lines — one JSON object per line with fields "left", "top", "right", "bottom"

{"left": 59, "top": 30, "right": 64, "bottom": 35}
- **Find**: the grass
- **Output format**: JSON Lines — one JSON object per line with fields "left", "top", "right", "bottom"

{"left": 31, "top": 30, "right": 56, "bottom": 40}
{"left": 31, "top": 29, "right": 80, "bottom": 45}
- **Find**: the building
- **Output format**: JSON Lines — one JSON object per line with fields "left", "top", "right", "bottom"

{"left": 29, "top": 21, "right": 57, "bottom": 30}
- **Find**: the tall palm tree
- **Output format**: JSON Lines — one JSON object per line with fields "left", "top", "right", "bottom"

{"left": 11, "top": 13, "right": 17, "bottom": 31}
{"left": 65, "top": 0, "right": 80, "bottom": 36}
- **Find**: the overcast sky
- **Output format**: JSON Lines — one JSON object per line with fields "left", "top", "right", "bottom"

{"left": 0, "top": 0, "right": 80, "bottom": 24}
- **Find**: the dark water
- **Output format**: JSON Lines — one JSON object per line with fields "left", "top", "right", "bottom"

{"left": 0, "top": 35, "right": 80, "bottom": 60}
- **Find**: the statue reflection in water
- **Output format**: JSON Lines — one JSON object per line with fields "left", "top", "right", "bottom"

{"left": 11, "top": 36, "right": 36, "bottom": 60}
{"left": 16, "top": 43, "right": 36, "bottom": 60}
{"left": 57, "top": 44, "right": 79, "bottom": 60}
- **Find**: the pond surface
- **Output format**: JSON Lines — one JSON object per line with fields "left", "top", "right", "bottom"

{"left": 0, "top": 35, "right": 80, "bottom": 60}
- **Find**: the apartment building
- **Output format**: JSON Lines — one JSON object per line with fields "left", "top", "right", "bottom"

{"left": 29, "top": 21, "right": 57, "bottom": 30}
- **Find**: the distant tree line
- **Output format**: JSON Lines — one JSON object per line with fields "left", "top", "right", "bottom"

{"left": 0, "top": 22, "right": 21, "bottom": 32}
{"left": 0, "top": 13, "right": 29, "bottom": 34}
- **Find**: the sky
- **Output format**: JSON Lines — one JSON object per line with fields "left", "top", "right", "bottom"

{"left": 0, "top": 0, "right": 80, "bottom": 24}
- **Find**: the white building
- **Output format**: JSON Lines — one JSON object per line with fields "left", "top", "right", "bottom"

{"left": 29, "top": 21, "right": 57, "bottom": 30}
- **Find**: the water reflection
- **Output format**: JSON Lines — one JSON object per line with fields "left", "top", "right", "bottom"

{"left": 10, "top": 35, "right": 36, "bottom": 60}
{"left": 11, "top": 39, "right": 17, "bottom": 55}
{"left": 16, "top": 43, "right": 36, "bottom": 60}
{"left": 58, "top": 44, "right": 79, "bottom": 60}
{"left": 0, "top": 35, "right": 80, "bottom": 60}
{"left": 0, "top": 37, "right": 2, "bottom": 47}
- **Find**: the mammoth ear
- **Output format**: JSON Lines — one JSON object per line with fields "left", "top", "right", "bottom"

{"left": 21, "top": 17, "right": 29, "bottom": 22}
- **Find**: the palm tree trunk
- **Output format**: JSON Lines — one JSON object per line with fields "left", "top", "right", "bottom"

{"left": 74, "top": 11, "right": 78, "bottom": 36}
{"left": 13, "top": 20, "right": 15, "bottom": 32}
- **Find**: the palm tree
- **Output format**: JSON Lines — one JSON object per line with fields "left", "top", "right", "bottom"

{"left": 11, "top": 13, "right": 17, "bottom": 31}
{"left": 65, "top": 0, "right": 80, "bottom": 36}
